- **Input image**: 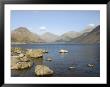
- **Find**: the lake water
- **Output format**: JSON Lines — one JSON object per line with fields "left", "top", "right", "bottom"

{"left": 11, "top": 44, "right": 100, "bottom": 77}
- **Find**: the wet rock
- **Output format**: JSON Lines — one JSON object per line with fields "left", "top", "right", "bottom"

{"left": 42, "top": 50, "right": 48, "bottom": 53}
{"left": 59, "top": 49, "right": 68, "bottom": 53}
{"left": 87, "top": 64, "right": 95, "bottom": 67}
{"left": 69, "top": 66, "right": 76, "bottom": 69}
{"left": 46, "top": 57, "right": 52, "bottom": 61}
{"left": 35, "top": 65, "right": 54, "bottom": 76}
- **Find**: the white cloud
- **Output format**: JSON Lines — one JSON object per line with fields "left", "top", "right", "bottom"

{"left": 38, "top": 26, "right": 47, "bottom": 35}
{"left": 39, "top": 26, "right": 46, "bottom": 30}
{"left": 88, "top": 24, "right": 95, "bottom": 27}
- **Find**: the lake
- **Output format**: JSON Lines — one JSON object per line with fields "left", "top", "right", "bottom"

{"left": 11, "top": 44, "right": 100, "bottom": 77}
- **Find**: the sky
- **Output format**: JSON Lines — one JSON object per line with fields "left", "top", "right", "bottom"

{"left": 11, "top": 10, "right": 100, "bottom": 35}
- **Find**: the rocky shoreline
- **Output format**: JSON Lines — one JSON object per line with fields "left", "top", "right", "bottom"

{"left": 11, "top": 47, "right": 54, "bottom": 76}
{"left": 11, "top": 47, "right": 96, "bottom": 77}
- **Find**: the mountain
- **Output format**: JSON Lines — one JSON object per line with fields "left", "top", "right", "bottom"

{"left": 80, "top": 24, "right": 95, "bottom": 34}
{"left": 56, "top": 31, "right": 81, "bottom": 42}
{"left": 11, "top": 25, "right": 100, "bottom": 44}
{"left": 71, "top": 25, "right": 100, "bottom": 44}
{"left": 40, "top": 32, "right": 59, "bottom": 42}
{"left": 11, "top": 27, "right": 43, "bottom": 43}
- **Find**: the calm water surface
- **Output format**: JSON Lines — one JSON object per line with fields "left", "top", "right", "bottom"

{"left": 11, "top": 44, "right": 100, "bottom": 77}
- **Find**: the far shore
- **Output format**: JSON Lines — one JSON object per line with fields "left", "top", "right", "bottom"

{"left": 11, "top": 42, "right": 100, "bottom": 45}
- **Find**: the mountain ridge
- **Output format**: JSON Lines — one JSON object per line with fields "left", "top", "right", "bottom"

{"left": 11, "top": 25, "right": 100, "bottom": 44}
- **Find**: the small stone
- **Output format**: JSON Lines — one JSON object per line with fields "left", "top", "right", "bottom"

{"left": 88, "top": 64, "right": 95, "bottom": 67}
{"left": 59, "top": 49, "right": 68, "bottom": 53}
{"left": 46, "top": 58, "right": 52, "bottom": 61}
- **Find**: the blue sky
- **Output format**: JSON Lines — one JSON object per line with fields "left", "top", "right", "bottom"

{"left": 11, "top": 10, "right": 100, "bottom": 35}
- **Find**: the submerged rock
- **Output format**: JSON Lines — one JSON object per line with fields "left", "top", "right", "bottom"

{"left": 35, "top": 65, "right": 54, "bottom": 76}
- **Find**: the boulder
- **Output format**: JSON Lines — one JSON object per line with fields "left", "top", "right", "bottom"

{"left": 26, "top": 49, "right": 43, "bottom": 58}
{"left": 11, "top": 61, "right": 32, "bottom": 70}
{"left": 35, "top": 65, "right": 54, "bottom": 76}
{"left": 11, "top": 56, "right": 32, "bottom": 70}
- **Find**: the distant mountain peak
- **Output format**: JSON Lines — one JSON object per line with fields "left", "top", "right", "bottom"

{"left": 81, "top": 25, "right": 95, "bottom": 33}
{"left": 11, "top": 27, "right": 44, "bottom": 43}
{"left": 14, "top": 27, "right": 30, "bottom": 32}
{"left": 42, "top": 32, "right": 57, "bottom": 35}
{"left": 41, "top": 32, "right": 59, "bottom": 42}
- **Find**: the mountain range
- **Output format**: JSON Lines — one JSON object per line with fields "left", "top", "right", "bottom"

{"left": 11, "top": 25, "right": 100, "bottom": 44}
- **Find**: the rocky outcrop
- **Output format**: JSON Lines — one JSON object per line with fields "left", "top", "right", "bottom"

{"left": 11, "top": 61, "right": 32, "bottom": 70}
{"left": 35, "top": 65, "right": 54, "bottom": 76}
{"left": 26, "top": 49, "right": 43, "bottom": 58}
{"left": 11, "top": 56, "right": 32, "bottom": 70}
{"left": 11, "top": 47, "right": 26, "bottom": 56}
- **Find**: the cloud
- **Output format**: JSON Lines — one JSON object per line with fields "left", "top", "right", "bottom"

{"left": 39, "top": 26, "right": 47, "bottom": 33}
{"left": 40, "top": 26, "right": 46, "bottom": 30}
{"left": 88, "top": 24, "right": 95, "bottom": 27}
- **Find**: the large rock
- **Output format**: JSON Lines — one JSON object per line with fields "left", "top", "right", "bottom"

{"left": 35, "top": 65, "right": 54, "bottom": 76}
{"left": 11, "top": 61, "right": 32, "bottom": 70}
{"left": 11, "top": 47, "right": 26, "bottom": 56}
{"left": 11, "top": 56, "right": 32, "bottom": 70}
{"left": 26, "top": 49, "right": 43, "bottom": 58}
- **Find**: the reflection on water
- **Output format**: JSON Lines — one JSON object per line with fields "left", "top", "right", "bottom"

{"left": 11, "top": 44, "right": 100, "bottom": 77}
{"left": 59, "top": 53, "right": 68, "bottom": 57}
{"left": 11, "top": 67, "right": 31, "bottom": 77}
{"left": 32, "top": 58, "right": 44, "bottom": 65}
